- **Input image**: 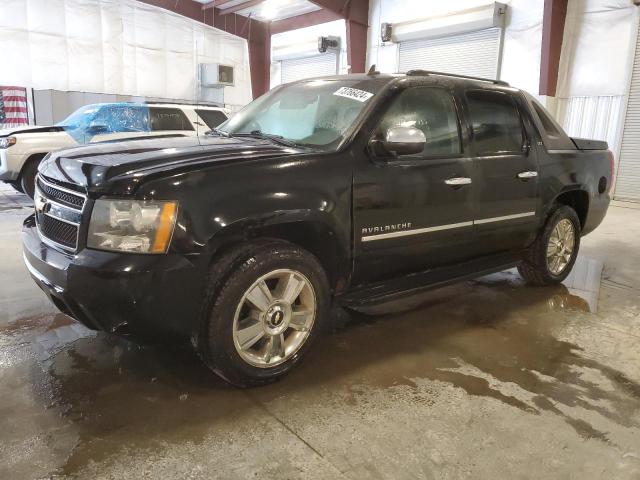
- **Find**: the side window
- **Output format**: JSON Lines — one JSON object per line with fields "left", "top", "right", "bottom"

{"left": 195, "top": 109, "right": 228, "bottom": 129}
{"left": 92, "top": 106, "right": 149, "bottom": 133}
{"left": 466, "top": 90, "right": 524, "bottom": 154}
{"left": 526, "top": 95, "right": 575, "bottom": 150}
{"left": 149, "top": 108, "right": 194, "bottom": 131}
{"left": 378, "top": 87, "right": 461, "bottom": 157}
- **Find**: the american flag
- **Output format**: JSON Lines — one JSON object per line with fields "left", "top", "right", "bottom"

{"left": 0, "top": 86, "right": 29, "bottom": 128}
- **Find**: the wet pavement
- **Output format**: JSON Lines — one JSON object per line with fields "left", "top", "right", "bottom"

{"left": 1, "top": 182, "right": 639, "bottom": 479}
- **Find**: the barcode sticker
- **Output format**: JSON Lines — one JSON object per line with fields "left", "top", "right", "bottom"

{"left": 333, "top": 87, "right": 374, "bottom": 102}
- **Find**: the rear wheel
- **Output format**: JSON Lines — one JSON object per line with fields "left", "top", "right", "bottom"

{"left": 518, "top": 205, "right": 581, "bottom": 286}
{"left": 196, "top": 240, "right": 330, "bottom": 387}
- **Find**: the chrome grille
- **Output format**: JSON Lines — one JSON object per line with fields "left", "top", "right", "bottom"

{"left": 36, "top": 176, "right": 84, "bottom": 209}
{"left": 39, "top": 215, "right": 78, "bottom": 249}
{"left": 35, "top": 175, "right": 87, "bottom": 252}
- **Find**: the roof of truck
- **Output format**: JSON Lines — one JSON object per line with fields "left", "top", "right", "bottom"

{"left": 292, "top": 70, "right": 514, "bottom": 90}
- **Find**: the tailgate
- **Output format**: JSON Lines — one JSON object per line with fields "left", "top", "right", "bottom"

{"left": 571, "top": 137, "right": 608, "bottom": 150}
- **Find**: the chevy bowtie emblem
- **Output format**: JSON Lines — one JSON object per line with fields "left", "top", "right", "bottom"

{"left": 34, "top": 192, "right": 51, "bottom": 215}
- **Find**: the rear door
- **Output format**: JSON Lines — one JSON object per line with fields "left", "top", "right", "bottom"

{"left": 464, "top": 89, "right": 539, "bottom": 254}
{"left": 352, "top": 85, "right": 475, "bottom": 284}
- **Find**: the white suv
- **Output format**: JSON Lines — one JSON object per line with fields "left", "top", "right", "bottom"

{"left": 0, "top": 102, "right": 229, "bottom": 197}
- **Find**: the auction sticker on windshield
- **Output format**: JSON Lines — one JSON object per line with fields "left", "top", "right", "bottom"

{"left": 333, "top": 87, "right": 374, "bottom": 102}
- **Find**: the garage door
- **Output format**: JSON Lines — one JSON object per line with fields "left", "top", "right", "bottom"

{"left": 398, "top": 28, "right": 502, "bottom": 80}
{"left": 615, "top": 28, "right": 640, "bottom": 202}
{"left": 280, "top": 54, "right": 338, "bottom": 84}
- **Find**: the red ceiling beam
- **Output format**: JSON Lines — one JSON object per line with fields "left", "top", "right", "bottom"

{"left": 201, "top": 0, "right": 227, "bottom": 9}
{"left": 539, "top": 0, "right": 568, "bottom": 96}
{"left": 219, "top": 0, "right": 266, "bottom": 16}
{"left": 270, "top": 9, "right": 342, "bottom": 35}
{"left": 307, "top": 0, "right": 368, "bottom": 26}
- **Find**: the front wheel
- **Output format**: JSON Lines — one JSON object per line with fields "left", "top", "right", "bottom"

{"left": 518, "top": 205, "right": 581, "bottom": 286}
{"left": 196, "top": 240, "right": 330, "bottom": 387}
{"left": 20, "top": 156, "right": 43, "bottom": 198}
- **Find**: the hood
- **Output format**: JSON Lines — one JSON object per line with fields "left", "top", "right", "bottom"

{"left": 0, "top": 125, "right": 64, "bottom": 137}
{"left": 38, "top": 135, "right": 304, "bottom": 194}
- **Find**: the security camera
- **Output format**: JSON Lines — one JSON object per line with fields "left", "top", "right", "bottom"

{"left": 318, "top": 36, "right": 341, "bottom": 53}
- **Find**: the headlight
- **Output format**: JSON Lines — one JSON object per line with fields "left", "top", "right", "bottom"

{"left": 0, "top": 137, "right": 16, "bottom": 149}
{"left": 87, "top": 199, "right": 178, "bottom": 254}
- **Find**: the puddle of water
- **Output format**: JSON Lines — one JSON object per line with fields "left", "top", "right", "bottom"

{"left": 2, "top": 254, "right": 638, "bottom": 477}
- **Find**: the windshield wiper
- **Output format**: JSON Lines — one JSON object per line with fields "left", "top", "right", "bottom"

{"left": 234, "top": 130, "right": 299, "bottom": 148}
{"left": 207, "top": 128, "right": 232, "bottom": 138}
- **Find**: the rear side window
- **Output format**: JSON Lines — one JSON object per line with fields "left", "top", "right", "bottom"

{"left": 532, "top": 102, "right": 561, "bottom": 137}
{"left": 378, "top": 87, "right": 461, "bottom": 157}
{"left": 466, "top": 90, "right": 524, "bottom": 154}
{"left": 525, "top": 95, "right": 575, "bottom": 150}
{"left": 149, "top": 108, "right": 194, "bottom": 131}
{"left": 196, "top": 109, "right": 228, "bottom": 129}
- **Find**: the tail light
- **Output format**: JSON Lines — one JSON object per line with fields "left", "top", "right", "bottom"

{"left": 607, "top": 150, "right": 615, "bottom": 193}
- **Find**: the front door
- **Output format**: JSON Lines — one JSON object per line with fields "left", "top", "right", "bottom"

{"left": 352, "top": 86, "right": 475, "bottom": 285}
{"left": 463, "top": 89, "right": 539, "bottom": 254}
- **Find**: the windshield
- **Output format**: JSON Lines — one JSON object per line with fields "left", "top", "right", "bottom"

{"left": 217, "top": 79, "right": 382, "bottom": 148}
{"left": 57, "top": 105, "right": 101, "bottom": 130}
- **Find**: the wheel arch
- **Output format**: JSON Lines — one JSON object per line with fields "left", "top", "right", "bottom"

{"left": 18, "top": 151, "right": 49, "bottom": 179}
{"left": 553, "top": 188, "right": 589, "bottom": 229}
{"left": 206, "top": 216, "right": 351, "bottom": 294}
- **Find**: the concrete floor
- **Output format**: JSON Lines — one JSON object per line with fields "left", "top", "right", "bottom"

{"left": 1, "top": 182, "right": 639, "bottom": 479}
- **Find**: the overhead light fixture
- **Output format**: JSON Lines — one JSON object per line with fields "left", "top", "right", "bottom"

{"left": 260, "top": 0, "right": 288, "bottom": 20}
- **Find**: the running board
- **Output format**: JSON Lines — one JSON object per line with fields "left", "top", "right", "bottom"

{"left": 337, "top": 253, "right": 521, "bottom": 308}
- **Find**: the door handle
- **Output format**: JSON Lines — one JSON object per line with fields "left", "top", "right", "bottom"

{"left": 517, "top": 171, "right": 538, "bottom": 180}
{"left": 445, "top": 177, "right": 472, "bottom": 187}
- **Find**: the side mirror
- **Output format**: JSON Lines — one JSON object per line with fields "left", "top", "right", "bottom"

{"left": 382, "top": 126, "right": 426, "bottom": 156}
{"left": 86, "top": 123, "right": 109, "bottom": 135}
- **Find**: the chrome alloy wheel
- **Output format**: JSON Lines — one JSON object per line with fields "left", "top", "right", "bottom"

{"left": 232, "top": 269, "right": 316, "bottom": 368}
{"left": 546, "top": 218, "right": 576, "bottom": 275}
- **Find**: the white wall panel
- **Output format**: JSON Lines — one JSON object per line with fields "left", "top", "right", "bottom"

{"left": 0, "top": 0, "right": 252, "bottom": 108}
{"left": 556, "top": 96, "right": 624, "bottom": 154}
{"left": 616, "top": 21, "right": 640, "bottom": 202}
{"left": 557, "top": 0, "right": 636, "bottom": 98}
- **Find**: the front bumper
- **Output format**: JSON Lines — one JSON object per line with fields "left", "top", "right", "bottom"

{"left": 22, "top": 215, "right": 207, "bottom": 337}
{"left": 0, "top": 149, "right": 20, "bottom": 181}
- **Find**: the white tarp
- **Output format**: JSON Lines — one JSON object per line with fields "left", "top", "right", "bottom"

{"left": 555, "top": 0, "right": 639, "bottom": 156}
{"left": 557, "top": 0, "right": 637, "bottom": 98}
{"left": 0, "top": 0, "right": 252, "bottom": 108}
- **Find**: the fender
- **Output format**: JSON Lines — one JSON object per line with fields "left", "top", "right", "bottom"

{"left": 135, "top": 150, "right": 355, "bottom": 289}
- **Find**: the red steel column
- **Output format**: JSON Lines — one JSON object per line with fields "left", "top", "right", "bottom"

{"left": 248, "top": 22, "right": 271, "bottom": 98}
{"left": 539, "top": 0, "right": 568, "bottom": 96}
{"left": 346, "top": 19, "right": 368, "bottom": 74}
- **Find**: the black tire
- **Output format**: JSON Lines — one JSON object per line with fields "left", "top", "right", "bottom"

{"left": 518, "top": 205, "right": 581, "bottom": 286}
{"left": 195, "top": 240, "right": 330, "bottom": 388}
{"left": 20, "top": 156, "right": 43, "bottom": 198}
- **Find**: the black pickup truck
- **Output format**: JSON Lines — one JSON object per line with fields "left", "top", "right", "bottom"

{"left": 22, "top": 71, "right": 612, "bottom": 387}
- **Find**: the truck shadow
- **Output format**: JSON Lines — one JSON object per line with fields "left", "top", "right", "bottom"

{"left": 14, "top": 259, "right": 640, "bottom": 475}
